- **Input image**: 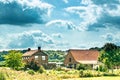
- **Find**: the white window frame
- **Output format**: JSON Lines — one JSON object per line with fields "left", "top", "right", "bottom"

{"left": 42, "top": 56, "right": 45, "bottom": 60}
{"left": 35, "top": 56, "right": 38, "bottom": 59}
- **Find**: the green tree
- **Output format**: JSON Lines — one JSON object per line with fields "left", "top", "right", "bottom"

{"left": 4, "top": 50, "right": 23, "bottom": 70}
{"left": 99, "top": 43, "right": 120, "bottom": 72}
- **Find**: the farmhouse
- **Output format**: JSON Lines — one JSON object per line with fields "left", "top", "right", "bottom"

{"left": 22, "top": 47, "right": 48, "bottom": 66}
{"left": 64, "top": 49, "right": 99, "bottom": 69}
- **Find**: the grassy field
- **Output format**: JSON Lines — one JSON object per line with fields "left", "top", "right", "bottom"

{"left": 0, "top": 67, "right": 120, "bottom": 80}
{"left": 63, "top": 77, "right": 120, "bottom": 80}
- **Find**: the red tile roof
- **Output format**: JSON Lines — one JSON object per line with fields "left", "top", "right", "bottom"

{"left": 69, "top": 49, "right": 99, "bottom": 62}
{"left": 22, "top": 50, "right": 38, "bottom": 57}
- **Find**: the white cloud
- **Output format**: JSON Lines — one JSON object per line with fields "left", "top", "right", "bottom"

{"left": 101, "top": 32, "right": 120, "bottom": 45}
{"left": 102, "top": 33, "right": 114, "bottom": 41}
{"left": 0, "top": 30, "right": 70, "bottom": 50}
{"left": 51, "top": 33, "right": 63, "bottom": 38}
{"left": 103, "top": 4, "right": 120, "bottom": 17}
{"left": 65, "top": 5, "right": 102, "bottom": 31}
{"left": 63, "top": 0, "right": 68, "bottom": 3}
{"left": 81, "top": 0, "right": 93, "bottom": 5}
{"left": 46, "top": 19, "right": 77, "bottom": 30}
{"left": 6, "top": 30, "right": 55, "bottom": 49}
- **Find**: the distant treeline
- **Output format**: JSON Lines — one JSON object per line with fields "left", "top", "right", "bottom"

{"left": 0, "top": 43, "right": 120, "bottom": 62}
{"left": 0, "top": 49, "right": 66, "bottom": 62}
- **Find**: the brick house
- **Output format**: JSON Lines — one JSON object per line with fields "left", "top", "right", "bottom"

{"left": 22, "top": 47, "right": 48, "bottom": 66}
{"left": 64, "top": 49, "right": 99, "bottom": 69}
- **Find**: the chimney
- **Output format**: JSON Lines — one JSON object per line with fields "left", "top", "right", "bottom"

{"left": 38, "top": 46, "right": 41, "bottom": 51}
{"left": 28, "top": 48, "right": 31, "bottom": 51}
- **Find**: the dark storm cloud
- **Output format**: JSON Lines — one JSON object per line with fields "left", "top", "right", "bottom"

{"left": 88, "top": 13, "right": 120, "bottom": 31}
{"left": 0, "top": 1, "right": 53, "bottom": 25}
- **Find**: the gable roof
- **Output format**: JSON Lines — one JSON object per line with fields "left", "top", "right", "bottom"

{"left": 69, "top": 49, "right": 99, "bottom": 63}
{"left": 22, "top": 50, "right": 48, "bottom": 57}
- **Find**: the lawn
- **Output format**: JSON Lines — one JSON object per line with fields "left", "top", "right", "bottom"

{"left": 0, "top": 67, "right": 120, "bottom": 80}
{"left": 63, "top": 77, "right": 120, "bottom": 80}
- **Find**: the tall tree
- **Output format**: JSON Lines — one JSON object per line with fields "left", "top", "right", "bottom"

{"left": 99, "top": 43, "right": 120, "bottom": 72}
{"left": 4, "top": 50, "right": 23, "bottom": 69}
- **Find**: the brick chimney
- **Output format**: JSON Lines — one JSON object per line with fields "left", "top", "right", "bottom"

{"left": 38, "top": 46, "right": 41, "bottom": 51}
{"left": 28, "top": 48, "right": 31, "bottom": 51}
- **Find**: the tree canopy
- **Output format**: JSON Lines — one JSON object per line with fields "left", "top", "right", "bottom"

{"left": 99, "top": 43, "right": 120, "bottom": 70}
{"left": 4, "top": 50, "right": 23, "bottom": 69}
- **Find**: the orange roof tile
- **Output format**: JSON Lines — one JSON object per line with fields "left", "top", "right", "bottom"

{"left": 69, "top": 49, "right": 99, "bottom": 62}
{"left": 22, "top": 50, "right": 38, "bottom": 57}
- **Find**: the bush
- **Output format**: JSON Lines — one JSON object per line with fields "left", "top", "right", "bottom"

{"left": 79, "top": 70, "right": 93, "bottom": 77}
{"left": 97, "top": 65, "right": 108, "bottom": 72}
{"left": 103, "top": 73, "right": 118, "bottom": 76}
{"left": 27, "top": 70, "right": 35, "bottom": 75}
{"left": 0, "top": 72, "right": 6, "bottom": 80}
{"left": 25, "top": 60, "right": 39, "bottom": 71}
{"left": 38, "top": 66, "right": 45, "bottom": 74}
{"left": 43, "top": 63, "right": 56, "bottom": 69}
{"left": 79, "top": 70, "right": 102, "bottom": 77}
{"left": 56, "top": 67, "right": 62, "bottom": 71}
{"left": 77, "top": 64, "right": 92, "bottom": 70}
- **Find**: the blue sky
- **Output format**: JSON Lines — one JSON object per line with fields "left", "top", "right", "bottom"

{"left": 0, "top": 0, "right": 120, "bottom": 50}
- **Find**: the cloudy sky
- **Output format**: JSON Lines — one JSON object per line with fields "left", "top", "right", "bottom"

{"left": 0, "top": 0, "right": 120, "bottom": 50}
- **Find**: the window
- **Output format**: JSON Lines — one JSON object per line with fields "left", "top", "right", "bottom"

{"left": 42, "top": 56, "right": 45, "bottom": 60}
{"left": 69, "top": 58, "right": 71, "bottom": 62}
{"left": 35, "top": 56, "right": 38, "bottom": 59}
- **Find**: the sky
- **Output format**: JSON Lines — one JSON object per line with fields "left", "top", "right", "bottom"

{"left": 0, "top": 0, "right": 120, "bottom": 50}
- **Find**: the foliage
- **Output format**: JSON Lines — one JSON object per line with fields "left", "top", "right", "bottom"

{"left": 79, "top": 70, "right": 102, "bottom": 77}
{"left": 96, "top": 65, "right": 108, "bottom": 72}
{"left": 77, "top": 64, "right": 92, "bottom": 70}
{"left": 38, "top": 65, "right": 45, "bottom": 74}
{"left": 0, "top": 50, "right": 65, "bottom": 63}
{"left": 27, "top": 70, "right": 35, "bottom": 75}
{"left": 99, "top": 43, "right": 120, "bottom": 71}
{"left": 4, "top": 50, "right": 23, "bottom": 70}
{"left": 43, "top": 63, "right": 56, "bottom": 69}
{"left": 44, "top": 50, "right": 65, "bottom": 62}
{"left": 0, "top": 61, "right": 5, "bottom": 67}
{"left": 0, "top": 51, "right": 8, "bottom": 61}
{"left": 56, "top": 67, "right": 63, "bottom": 71}
{"left": 24, "top": 60, "right": 39, "bottom": 71}
{"left": 0, "top": 72, "right": 6, "bottom": 80}
{"left": 103, "top": 72, "right": 118, "bottom": 76}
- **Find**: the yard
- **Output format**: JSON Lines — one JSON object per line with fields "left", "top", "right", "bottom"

{"left": 0, "top": 67, "right": 120, "bottom": 80}
{"left": 63, "top": 77, "right": 120, "bottom": 80}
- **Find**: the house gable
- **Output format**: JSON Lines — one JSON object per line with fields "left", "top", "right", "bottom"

{"left": 64, "top": 51, "right": 78, "bottom": 66}
{"left": 64, "top": 49, "right": 99, "bottom": 66}
{"left": 22, "top": 47, "right": 48, "bottom": 65}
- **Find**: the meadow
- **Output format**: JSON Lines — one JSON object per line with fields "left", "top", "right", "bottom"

{"left": 0, "top": 67, "right": 120, "bottom": 80}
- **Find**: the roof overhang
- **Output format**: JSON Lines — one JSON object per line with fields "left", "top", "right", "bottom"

{"left": 77, "top": 60, "right": 98, "bottom": 64}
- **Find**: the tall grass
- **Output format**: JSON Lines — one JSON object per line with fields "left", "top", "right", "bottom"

{"left": 0, "top": 72, "right": 6, "bottom": 80}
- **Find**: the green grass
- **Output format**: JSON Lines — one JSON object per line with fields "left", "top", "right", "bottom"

{"left": 0, "top": 67, "right": 120, "bottom": 80}
{"left": 63, "top": 76, "right": 120, "bottom": 80}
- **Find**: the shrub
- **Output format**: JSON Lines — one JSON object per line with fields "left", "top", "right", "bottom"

{"left": 38, "top": 66, "right": 45, "bottom": 74}
{"left": 79, "top": 70, "right": 102, "bottom": 77}
{"left": 27, "top": 70, "right": 35, "bottom": 75}
{"left": 77, "top": 64, "right": 92, "bottom": 70}
{"left": 103, "top": 73, "right": 118, "bottom": 76}
{"left": 43, "top": 63, "right": 56, "bottom": 69}
{"left": 79, "top": 70, "right": 84, "bottom": 77}
{"left": 25, "top": 60, "right": 39, "bottom": 71}
{"left": 0, "top": 72, "right": 6, "bottom": 80}
{"left": 56, "top": 67, "right": 62, "bottom": 71}
{"left": 97, "top": 65, "right": 108, "bottom": 72}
